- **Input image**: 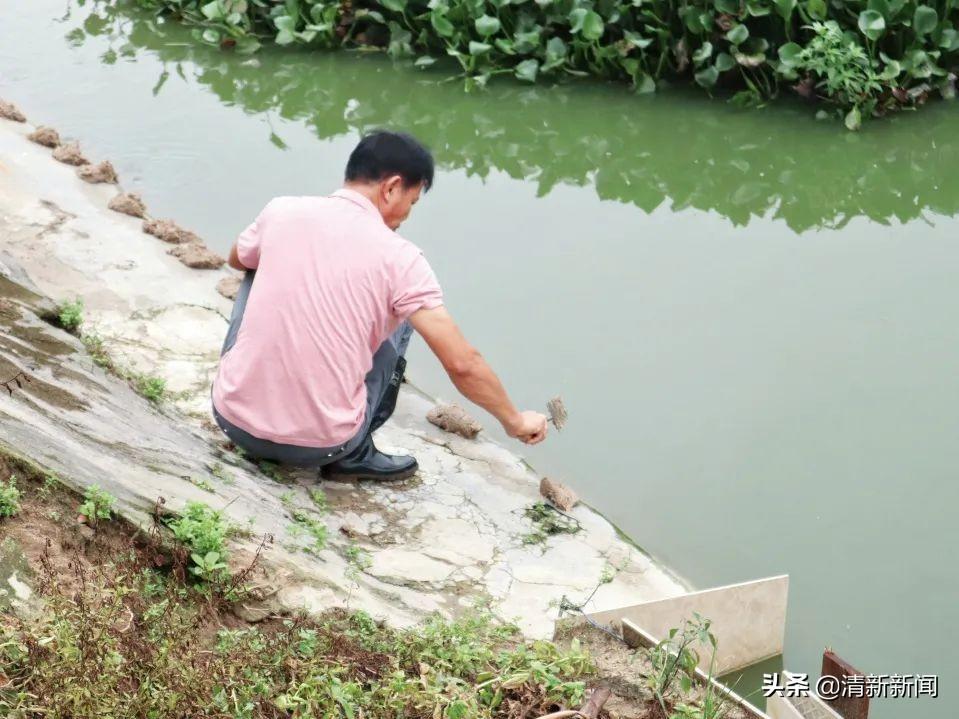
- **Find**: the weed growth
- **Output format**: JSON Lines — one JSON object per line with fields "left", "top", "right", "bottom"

{"left": 132, "top": 373, "right": 167, "bottom": 404}
{"left": 0, "top": 475, "right": 21, "bottom": 518}
{"left": 1, "top": 558, "right": 593, "bottom": 719}
{"left": 522, "top": 501, "right": 581, "bottom": 545}
{"left": 209, "top": 461, "right": 234, "bottom": 485}
{"left": 77, "top": 484, "right": 117, "bottom": 527}
{"left": 645, "top": 613, "right": 723, "bottom": 717}
{"left": 80, "top": 332, "right": 113, "bottom": 368}
{"left": 289, "top": 507, "right": 328, "bottom": 555}
{"left": 309, "top": 487, "right": 328, "bottom": 513}
{"left": 56, "top": 297, "right": 83, "bottom": 333}
{"left": 165, "top": 501, "right": 229, "bottom": 582}
{"left": 258, "top": 459, "right": 284, "bottom": 482}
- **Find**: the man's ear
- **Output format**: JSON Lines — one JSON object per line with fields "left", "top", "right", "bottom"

{"left": 382, "top": 174, "right": 404, "bottom": 200}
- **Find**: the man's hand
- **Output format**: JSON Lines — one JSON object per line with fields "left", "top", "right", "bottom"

{"left": 504, "top": 410, "right": 549, "bottom": 445}
{"left": 409, "top": 306, "right": 549, "bottom": 447}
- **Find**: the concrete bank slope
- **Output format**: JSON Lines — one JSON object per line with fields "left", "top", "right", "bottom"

{"left": 0, "top": 113, "right": 685, "bottom": 636}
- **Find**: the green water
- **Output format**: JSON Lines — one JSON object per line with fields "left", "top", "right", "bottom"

{"left": 2, "top": 3, "right": 956, "bottom": 715}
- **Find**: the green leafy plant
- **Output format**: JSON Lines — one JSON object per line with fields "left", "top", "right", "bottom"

{"left": 0, "top": 475, "right": 21, "bottom": 518}
{"left": 56, "top": 298, "right": 84, "bottom": 332}
{"left": 2, "top": 539, "right": 595, "bottom": 719}
{"left": 78, "top": 484, "right": 117, "bottom": 526}
{"left": 166, "top": 501, "right": 229, "bottom": 582}
{"left": 779, "top": 21, "right": 884, "bottom": 129}
{"left": 36, "top": 472, "right": 59, "bottom": 500}
{"left": 644, "top": 614, "right": 713, "bottom": 716}
{"left": 666, "top": 617, "right": 731, "bottom": 719}
{"left": 133, "top": 373, "right": 167, "bottom": 404}
{"left": 132, "top": 0, "right": 959, "bottom": 125}
{"left": 189, "top": 549, "right": 228, "bottom": 580}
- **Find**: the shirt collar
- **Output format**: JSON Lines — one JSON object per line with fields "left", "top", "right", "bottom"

{"left": 330, "top": 188, "right": 381, "bottom": 219}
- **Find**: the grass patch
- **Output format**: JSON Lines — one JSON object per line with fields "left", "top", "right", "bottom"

{"left": 290, "top": 509, "right": 328, "bottom": 556}
{"left": 521, "top": 501, "right": 581, "bottom": 545}
{"left": 76, "top": 326, "right": 170, "bottom": 405}
{"left": 1, "top": 564, "right": 593, "bottom": 718}
{"left": 257, "top": 459, "right": 285, "bottom": 483}
{"left": 209, "top": 461, "right": 234, "bottom": 485}
{"left": 81, "top": 332, "right": 113, "bottom": 369}
{"left": 132, "top": 372, "right": 167, "bottom": 404}
{"left": 309, "top": 487, "right": 328, "bottom": 513}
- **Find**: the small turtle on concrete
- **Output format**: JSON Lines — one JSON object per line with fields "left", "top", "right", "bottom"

{"left": 539, "top": 477, "right": 579, "bottom": 512}
{"left": 168, "top": 243, "right": 226, "bottom": 270}
{"left": 27, "top": 126, "right": 60, "bottom": 148}
{"left": 108, "top": 193, "right": 147, "bottom": 218}
{"left": 52, "top": 142, "right": 90, "bottom": 166}
{"left": 0, "top": 99, "right": 26, "bottom": 123}
{"left": 216, "top": 275, "right": 242, "bottom": 300}
{"left": 77, "top": 160, "right": 118, "bottom": 184}
{"left": 143, "top": 218, "right": 199, "bottom": 244}
{"left": 426, "top": 403, "right": 483, "bottom": 439}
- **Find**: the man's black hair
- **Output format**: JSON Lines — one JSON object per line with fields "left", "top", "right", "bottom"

{"left": 345, "top": 130, "right": 434, "bottom": 191}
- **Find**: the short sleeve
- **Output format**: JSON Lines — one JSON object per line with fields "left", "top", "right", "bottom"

{"left": 391, "top": 245, "right": 444, "bottom": 320}
{"left": 236, "top": 202, "right": 271, "bottom": 269}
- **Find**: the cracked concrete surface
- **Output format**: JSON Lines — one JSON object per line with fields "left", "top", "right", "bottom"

{"left": 0, "top": 115, "right": 685, "bottom": 637}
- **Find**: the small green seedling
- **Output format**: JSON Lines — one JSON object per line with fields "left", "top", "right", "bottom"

{"left": 166, "top": 501, "right": 229, "bottom": 583}
{"left": 188, "top": 475, "right": 215, "bottom": 492}
{"left": 134, "top": 374, "right": 167, "bottom": 404}
{"left": 190, "top": 550, "right": 228, "bottom": 581}
{"left": 81, "top": 333, "right": 113, "bottom": 368}
{"left": 36, "top": 472, "right": 59, "bottom": 500}
{"left": 309, "top": 487, "right": 328, "bottom": 513}
{"left": 78, "top": 484, "right": 116, "bottom": 527}
{"left": 345, "top": 542, "right": 371, "bottom": 570}
{"left": 0, "top": 476, "right": 22, "bottom": 518}
{"left": 209, "top": 462, "right": 234, "bottom": 485}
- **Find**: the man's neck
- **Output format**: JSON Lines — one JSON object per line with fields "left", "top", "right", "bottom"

{"left": 342, "top": 182, "right": 379, "bottom": 208}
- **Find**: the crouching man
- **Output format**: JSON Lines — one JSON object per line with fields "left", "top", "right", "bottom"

{"left": 212, "top": 130, "right": 547, "bottom": 481}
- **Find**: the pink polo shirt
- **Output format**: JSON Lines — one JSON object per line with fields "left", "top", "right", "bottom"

{"left": 212, "top": 189, "right": 443, "bottom": 447}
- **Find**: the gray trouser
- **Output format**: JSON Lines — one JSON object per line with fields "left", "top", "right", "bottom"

{"left": 212, "top": 271, "right": 412, "bottom": 467}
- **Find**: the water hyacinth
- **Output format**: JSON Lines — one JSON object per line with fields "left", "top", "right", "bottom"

{"left": 133, "top": 0, "right": 958, "bottom": 124}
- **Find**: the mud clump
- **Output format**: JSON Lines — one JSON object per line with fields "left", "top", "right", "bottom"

{"left": 52, "top": 142, "right": 90, "bottom": 166}
{"left": 27, "top": 126, "right": 60, "bottom": 148}
{"left": 426, "top": 404, "right": 482, "bottom": 439}
{"left": 108, "top": 192, "right": 147, "bottom": 218}
{"left": 77, "top": 160, "right": 118, "bottom": 184}
{"left": 0, "top": 99, "right": 26, "bottom": 122}
{"left": 168, "top": 243, "right": 226, "bottom": 270}
{"left": 143, "top": 218, "right": 199, "bottom": 245}
{"left": 216, "top": 275, "right": 242, "bottom": 300}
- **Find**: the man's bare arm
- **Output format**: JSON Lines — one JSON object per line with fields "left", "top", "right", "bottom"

{"left": 408, "top": 306, "right": 547, "bottom": 445}
{"left": 228, "top": 243, "right": 247, "bottom": 271}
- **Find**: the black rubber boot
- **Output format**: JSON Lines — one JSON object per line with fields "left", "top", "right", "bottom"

{"left": 322, "top": 433, "right": 417, "bottom": 481}
{"left": 368, "top": 356, "right": 406, "bottom": 434}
